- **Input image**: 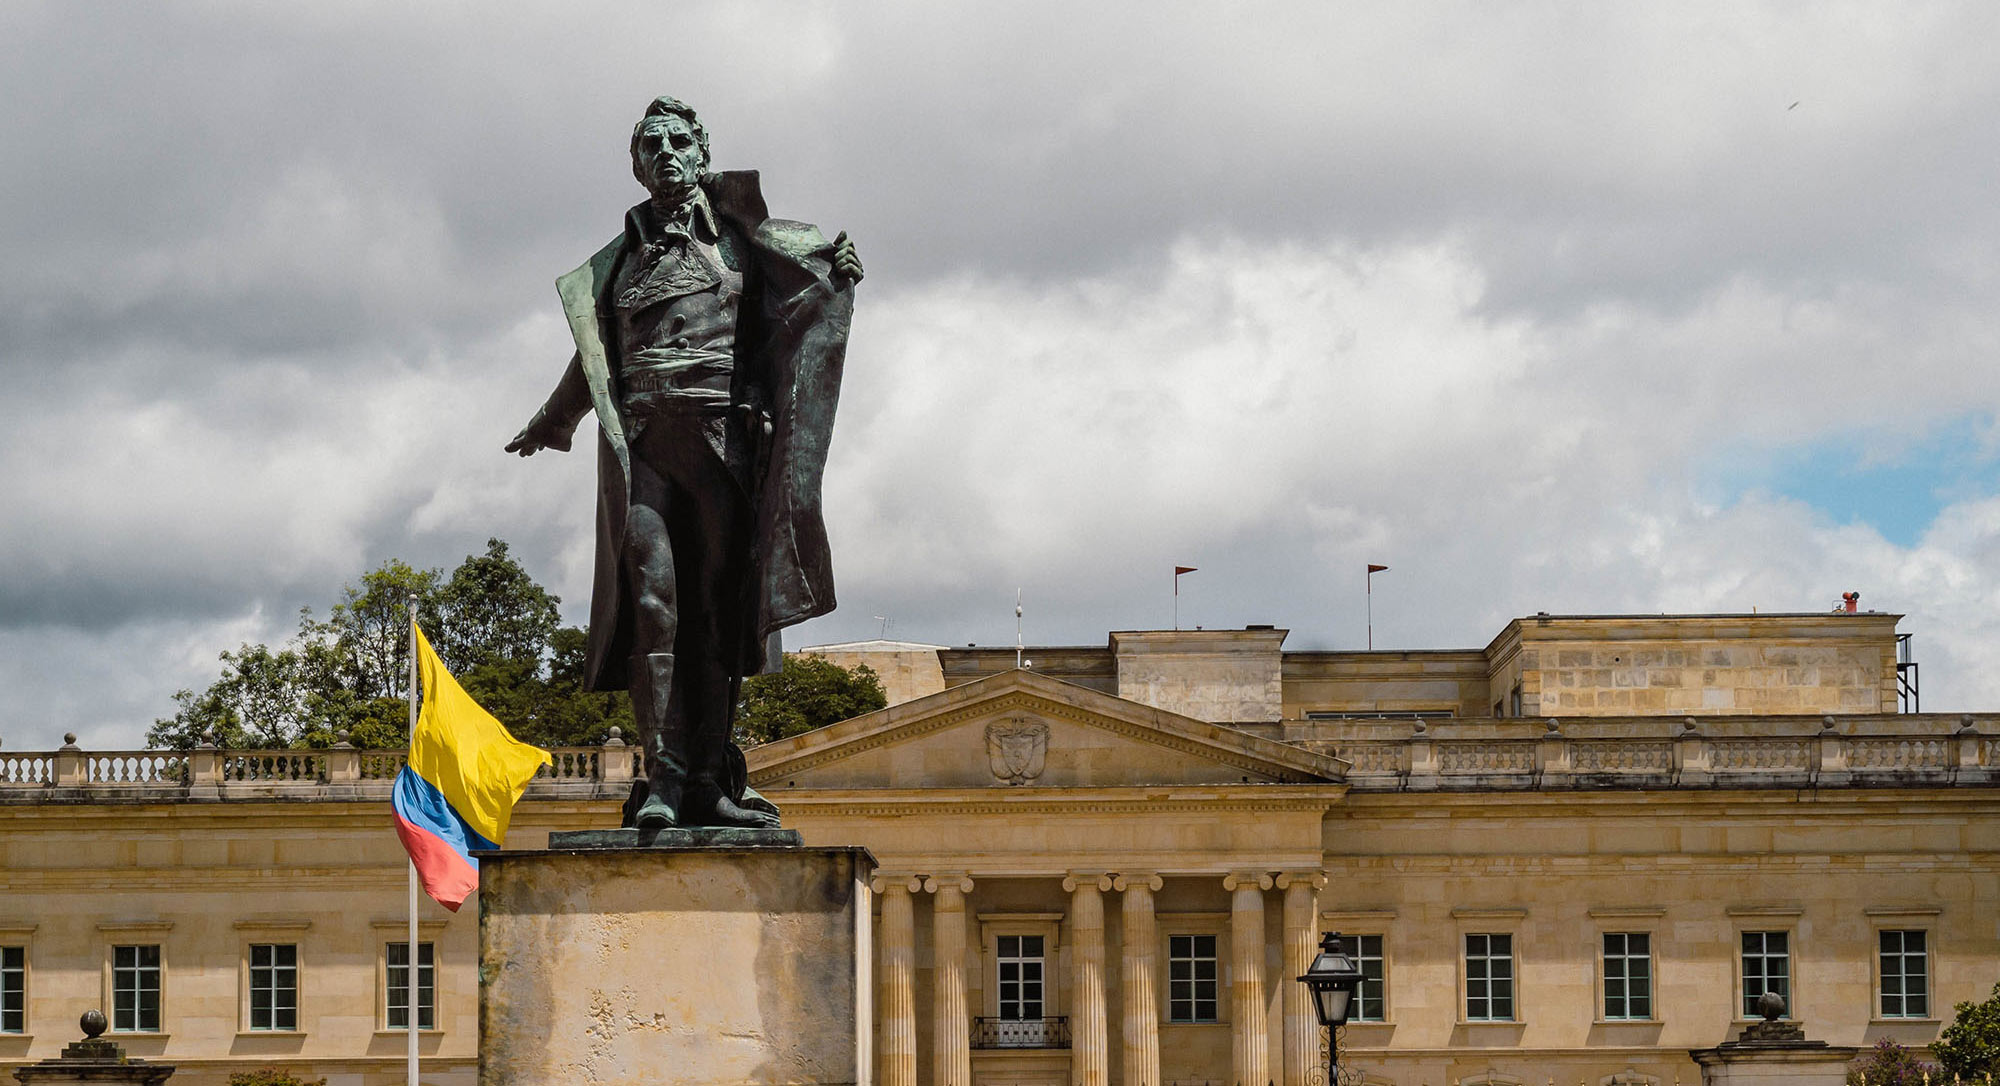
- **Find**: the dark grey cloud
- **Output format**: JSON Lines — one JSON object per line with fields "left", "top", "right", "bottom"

{"left": 3, "top": 1, "right": 1999, "bottom": 749}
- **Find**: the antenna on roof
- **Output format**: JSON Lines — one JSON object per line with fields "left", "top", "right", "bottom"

{"left": 874, "top": 615, "right": 891, "bottom": 639}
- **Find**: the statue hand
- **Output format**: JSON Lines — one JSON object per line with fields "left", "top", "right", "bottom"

{"left": 831, "top": 231, "right": 863, "bottom": 285}
{"left": 505, "top": 426, "right": 544, "bottom": 457}
{"left": 505, "top": 411, "right": 571, "bottom": 456}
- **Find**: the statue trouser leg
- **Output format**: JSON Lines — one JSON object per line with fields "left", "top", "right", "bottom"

{"left": 624, "top": 429, "right": 689, "bottom": 828}
{"left": 630, "top": 651, "right": 683, "bottom": 829}
{"left": 671, "top": 472, "right": 771, "bottom": 828}
{"left": 623, "top": 418, "right": 777, "bottom": 828}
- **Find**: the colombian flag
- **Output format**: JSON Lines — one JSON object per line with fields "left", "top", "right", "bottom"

{"left": 392, "top": 625, "right": 550, "bottom": 911}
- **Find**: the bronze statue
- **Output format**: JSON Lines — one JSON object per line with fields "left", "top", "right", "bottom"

{"left": 507, "top": 96, "right": 861, "bottom": 830}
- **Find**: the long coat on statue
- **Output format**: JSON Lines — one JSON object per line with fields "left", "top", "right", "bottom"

{"left": 525, "top": 171, "right": 852, "bottom": 693}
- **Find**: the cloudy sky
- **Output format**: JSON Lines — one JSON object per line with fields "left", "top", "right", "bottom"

{"left": 4, "top": 2, "right": 1998, "bottom": 749}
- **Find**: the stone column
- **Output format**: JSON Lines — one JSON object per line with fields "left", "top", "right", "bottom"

{"left": 926, "top": 874, "right": 975, "bottom": 1086}
{"left": 873, "top": 875, "right": 923, "bottom": 1086}
{"left": 1065, "top": 873, "right": 1114, "bottom": 1086}
{"left": 1114, "top": 873, "right": 1162, "bottom": 1086}
{"left": 1276, "top": 872, "right": 1327, "bottom": 1086}
{"left": 1224, "top": 872, "right": 1274, "bottom": 1086}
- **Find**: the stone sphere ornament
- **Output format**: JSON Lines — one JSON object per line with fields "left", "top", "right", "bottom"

{"left": 80, "top": 1009, "right": 107, "bottom": 1038}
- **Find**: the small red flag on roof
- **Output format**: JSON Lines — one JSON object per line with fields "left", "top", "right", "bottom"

{"left": 1367, "top": 564, "right": 1389, "bottom": 573}
{"left": 1175, "top": 566, "right": 1198, "bottom": 575}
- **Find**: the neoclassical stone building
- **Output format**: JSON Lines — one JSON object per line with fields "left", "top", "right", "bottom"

{"left": 1, "top": 612, "right": 1993, "bottom": 1086}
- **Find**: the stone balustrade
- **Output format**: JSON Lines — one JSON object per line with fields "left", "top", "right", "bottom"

{"left": 1286, "top": 712, "right": 1993, "bottom": 791}
{"left": 0, "top": 730, "right": 636, "bottom": 801}
{"left": 0, "top": 713, "right": 1990, "bottom": 801}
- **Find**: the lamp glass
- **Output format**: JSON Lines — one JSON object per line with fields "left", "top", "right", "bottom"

{"left": 1313, "top": 984, "right": 1353, "bottom": 1027}
{"left": 1299, "top": 935, "right": 1363, "bottom": 1028}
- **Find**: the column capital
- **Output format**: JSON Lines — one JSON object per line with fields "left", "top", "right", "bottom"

{"left": 1222, "top": 871, "right": 1274, "bottom": 891}
{"left": 1112, "top": 872, "right": 1163, "bottom": 892}
{"left": 1063, "top": 872, "right": 1114, "bottom": 892}
{"left": 924, "top": 873, "right": 975, "bottom": 894}
{"left": 1275, "top": 871, "right": 1327, "bottom": 891}
{"left": 871, "top": 874, "right": 925, "bottom": 894}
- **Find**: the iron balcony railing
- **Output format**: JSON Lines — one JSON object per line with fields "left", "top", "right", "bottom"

{"left": 972, "top": 1016, "right": 1070, "bottom": 1049}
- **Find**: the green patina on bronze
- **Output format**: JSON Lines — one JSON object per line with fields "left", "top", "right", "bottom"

{"left": 507, "top": 96, "right": 862, "bottom": 832}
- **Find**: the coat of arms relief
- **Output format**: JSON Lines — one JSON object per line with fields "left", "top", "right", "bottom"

{"left": 983, "top": 716, "right": 1050, "bottom": 785}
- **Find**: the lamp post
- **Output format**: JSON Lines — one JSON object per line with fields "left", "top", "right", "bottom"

{"left": 1297, "top": 932, "right": 1364, "bottom": 1086}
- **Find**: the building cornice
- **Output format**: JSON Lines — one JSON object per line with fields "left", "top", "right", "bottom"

{"left": 746, "top": 669, "right": 1347, "bottom": 785}
{"left": 769, "top": 783, "right": 1347, "bottom": 818}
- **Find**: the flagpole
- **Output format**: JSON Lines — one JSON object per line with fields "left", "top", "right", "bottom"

{"left": 1172, "top": 566, "right": 1196, "bottom": 631}
{"left": 1365, "top": 564, "right": 1389, "bottom": 650}
{"left": 406, "top": 594, "right": 419, "bottom": 1086}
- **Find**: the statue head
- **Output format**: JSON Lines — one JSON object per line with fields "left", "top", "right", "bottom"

{"left": 631, "top": 96, "right": 710, "bottom": 204}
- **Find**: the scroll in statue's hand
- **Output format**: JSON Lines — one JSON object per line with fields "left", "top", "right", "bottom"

{"left": 832, "top": 231, "right": 863, "bottom": 286}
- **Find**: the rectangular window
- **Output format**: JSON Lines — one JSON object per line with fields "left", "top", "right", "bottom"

{"left": 1168, "top": 934, "right": 1219, "bottom": 1023}
{"left": 1, "top": 946, "right": 22, "bottom": 1034}
{"left": 1880, "top": 930, "right": 1929, "bottom": 1019}
{"left": 1333, "top": 934, "right": 1385, "bottom": 1022}
{"left": 386, "top": 942, "right": 434, "bottom": 1031}
{"left": 249, "top": 944, "right": 298, "bottom": 1031}
{"left": 112, "top": 945, "right": 162, "bottom": 1032}
{"left": 1464, "top": 933, "right": 1514, "bottom": 1021}
{"left": 996, "top": 935, "right": 1045, "bottom": 1020}
{"left": 1602, "top": 932, "right": 1652, "bottom": 1020}
{"left": 1741, "top": 931, "right": 1790, "bottom": 1018}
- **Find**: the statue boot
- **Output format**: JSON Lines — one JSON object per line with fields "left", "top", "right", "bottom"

{"left": 631, "top": 652, "right": 687, "bottom": 830}
{"left": 677, "top": 665, "right": 781, "bottom": 830}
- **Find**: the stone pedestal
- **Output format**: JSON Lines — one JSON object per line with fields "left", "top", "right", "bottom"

{"left": 13, "top": 1014, "right": 174, "bottom": 1084}
{"left": 1690, "top": 1030, "right": 1858, "bottom": 1086}
{"left": 479, "top": 837, "right": 875, "bottom": 1086}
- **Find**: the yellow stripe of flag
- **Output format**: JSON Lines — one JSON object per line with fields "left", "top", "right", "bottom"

{"left": 408, "top": 624, "right": 550, "bottom": 845}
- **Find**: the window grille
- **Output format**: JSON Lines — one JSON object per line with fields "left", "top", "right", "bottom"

{"left": 1168, "top": 934, "right": 1219, "bottom": 1022}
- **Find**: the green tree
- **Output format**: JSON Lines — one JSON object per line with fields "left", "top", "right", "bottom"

{"left": 734, "top": 656, "right": 886, "bottom": 747}
{"left": 1848, "top": 1039, "right": 1936, "bottom": 1086}
{"left": 304, "top": 558, "right": 442, "bottom": 703}
{"left": 147, "top": 642, "right": 310, "bottom": 749}
{"left": 455, "top": 641, "right": 632, "bottom": 749}
{"left": 149, "top": 540, "right": 614, "bottom": 751}
{"left": 1934, "top": 982, "right": 2000, "bottom": 1080}
{"left": 432, "top": 539, "right": 561, "bottom": 674}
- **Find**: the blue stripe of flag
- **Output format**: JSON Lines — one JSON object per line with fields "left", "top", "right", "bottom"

{"left": 392, "top": 766, "right": 499, "bottom": 864}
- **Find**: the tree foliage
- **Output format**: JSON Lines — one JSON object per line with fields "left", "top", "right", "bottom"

{"left": 149, "top": 540, "right": 628, "bottom": 750}
{"left": 734, "top": 655, "right": 886, "bottom": 747}
{"left": 1848, "top": 1039, "right": 1937, "bottom": 1086}
{"left": 1935, "top": 983, "right": 2000, "bottom": 1080}
{"left": 149, "top": 540, "right": 885, "bottom": 752}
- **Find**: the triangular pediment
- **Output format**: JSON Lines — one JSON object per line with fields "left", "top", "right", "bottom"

{"left": 746, "top": 669, "right": 1346, "bottom": 791}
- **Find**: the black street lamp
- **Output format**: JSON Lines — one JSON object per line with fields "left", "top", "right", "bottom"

{"left": 1297, "top": 932, "right": 1365, "bottom": 1086}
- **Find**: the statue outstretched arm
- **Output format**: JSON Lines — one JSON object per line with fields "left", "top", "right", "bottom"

{"left": 505, "top": 351, "right": 592, "bottom": 456}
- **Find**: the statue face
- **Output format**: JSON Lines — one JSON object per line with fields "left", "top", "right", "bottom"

{"left": 633, "top": 114, "right": 705, "bottom": 199}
